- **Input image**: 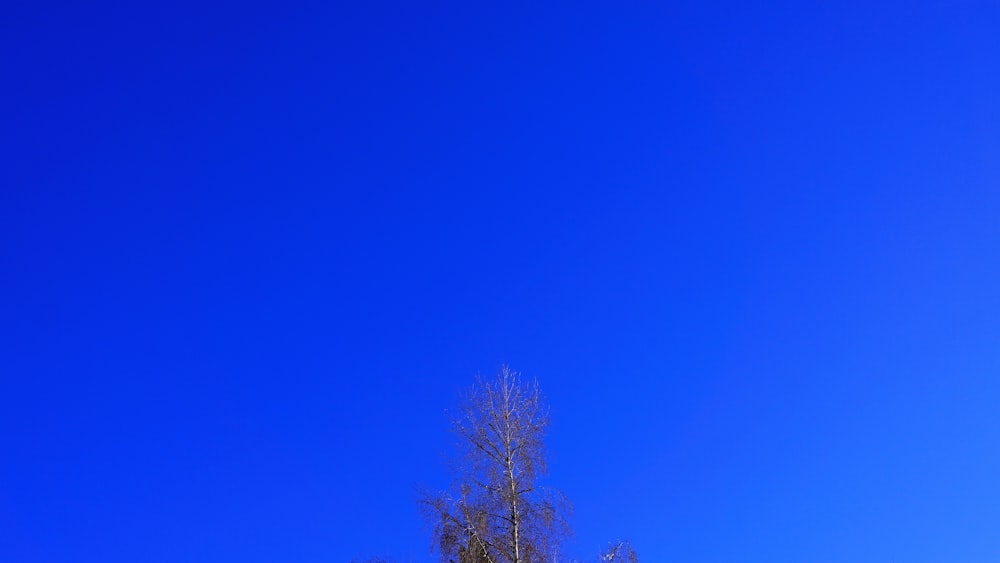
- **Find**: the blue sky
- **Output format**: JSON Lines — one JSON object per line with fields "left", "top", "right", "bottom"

{"left": 2, "top": 1, "right": 999, "bottom": 561}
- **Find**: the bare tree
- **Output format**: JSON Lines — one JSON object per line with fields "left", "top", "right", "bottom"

{"left": 597, "top": 540, "right": 638, "bottom": 563}
{"left": 423, "top": 366, "right": 571, "bottom": 563}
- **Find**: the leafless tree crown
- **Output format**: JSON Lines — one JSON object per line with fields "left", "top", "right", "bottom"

{"left": 423, "top": 366, "right": 571, "bottom": 563}
{"left": 598, "top": 541, "right": 638, "bottom": 563}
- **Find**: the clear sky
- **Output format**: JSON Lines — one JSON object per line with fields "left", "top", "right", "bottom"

{"left": 2, "top": 1, "right": 999, "bottom": 561}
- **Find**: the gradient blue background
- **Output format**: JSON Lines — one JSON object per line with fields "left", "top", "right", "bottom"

{"left": 2, "top": 1, "right": 999, "bottom": 561}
